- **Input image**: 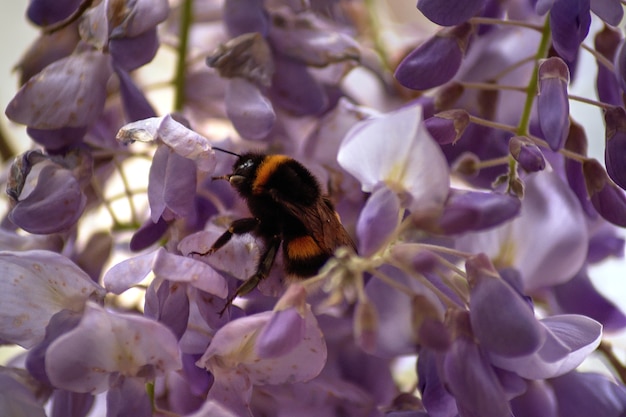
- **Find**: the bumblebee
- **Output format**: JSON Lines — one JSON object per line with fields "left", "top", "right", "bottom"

{"left": 196, "top": 149, "right": 356, "bottom": 314}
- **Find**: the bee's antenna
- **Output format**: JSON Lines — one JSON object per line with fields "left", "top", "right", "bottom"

{"left": 212, "top": 147, "right": 241, "bottom": 157}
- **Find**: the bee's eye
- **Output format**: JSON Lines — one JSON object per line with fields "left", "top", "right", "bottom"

{"left": 238, "top": 159, "right": 254, "bottom": 171}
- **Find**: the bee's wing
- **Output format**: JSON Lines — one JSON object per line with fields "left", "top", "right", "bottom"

{"left": 273, "top": 192, "right": 356, "bottom": 254}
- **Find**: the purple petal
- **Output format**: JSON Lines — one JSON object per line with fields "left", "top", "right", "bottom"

{"left": 152, "top": 249, "right": 228, "bottom": 297}
{"left": 395, "top": 23, "right": 473, "bottom": 91}
{"left": 26, "top": 126, "right": 87, "bottom": 151}
{"left": 5, "top": 51, "right": 112, "bottom": 129}
{"left": 536, "top": 0, "right": 557, "bottom": 14}
{"left": 565, "top": 120, "right": 597, "bottom": 217}
{"left": 490, "top": 315, "right": 602, "bottom": 379}
{"left": 424, "top": 110, "right": 470, "bottom": 145}
{"left": 9, "top": 164, "right": 86, "bottom": 234}
{"left": 553, "top": 268, "right": 626, "bottom": 331}
{"left": 109, "top": 0, "right": 169, "bottom": 38}
{"left": 509, "top": 136, "right": 546, "bottom": 172}
{"left": 587, "top": 224, "right": 625, "bottom": 263}
{"left": 109, "top": 29, "right": 159, "bottom": 72}
{"left": 604, "top": 106, "right": 626, "bottom": 190}
{"left": 549, "top": 371, "right": 626, "bottom": 417}
{"left": 225, "top": 78, "right": 275, "bottom": 140}
{"left": 268, "top": 10, "right": 360, "bottom": 66}
{"left": 466, "top": 254, "right": 544, "bottom": 357}
{"left": 198, "top": 306, "right": 326, "bottom": 385}
{"left": 549, "top": 0, "right": 591, "bottom": 62}
{"left": 186, "top": 399, "right": 241, "bottom": 417}
{"left": 417, "top": 0, "right": 485, "bottom": 26}
{"left": 50, "top": 390, "right": 95, "bottom": 417}
{"left": 117, "top": 115, "right": 217, "bottom": 172}
{"left": 510, "top": 380, "right": 558, "bottom": 417}
{"left": 417, "top": 348, "right": 458, "bottom": 417}
{"left": 615, "top": 38, "right": 626, "bottom": 94}
{"left": 356, "top": 187, "right": 401, "bottom": 257}
{"left": 269, "top": 54, "right": 328, "bottom": 116}
{"left": 595, "top": 25, "right": 623, "bottom": 106}
{"left": 103, "top": 251, "right": 155, "bottom": 294}
{"left": 443, "top": 337, "right": 511, "bottom": 417}
{"left": 256, "top": 307, "right": 305, "bottom": 358}
{"left": 584, "top": 158, "right": 626, "bottom": 227}
{"left": 223, "top": 0, "right": 269, "bottom": 37}
{"left": 0, "top": 250, "right": 105, "bottom": 348}
{"left": 144, "top": 279, "right": 190, "bottom": 340}
{"left": 27, "top": 0, "right": 81, "bottom": 26}
{"left": 106, "top": 377, "right": 152, "bottom": 417}
{"left": 366, "top": 265, "right": 443, "bottom": 357}
{"left": 148, "top": 146, "right": 197, "bottom": 221}
{"left": 338, "top": 102, "right": 450, "bottom": 212}
{"left": 26, "top": 309, "right": 83, "bottom": 385}
{"left": 437, "top": 189, "right": 521, "bottom": 234}
{"left": 537, "top": 57, "right": 570, "bottom": 151}
{"left": 0, "top": 371, "right": 47, "bottom": 417}
{"left": 115, "top": 67, "right": 157, "bottom": 121}
{"left": 46, "top": 302, "right": 181, "bottom": 393}
{"left": 179, "top": 227, "right": 260, "bottom": 283}
{"left": 16, "top": 26, "right": 79, "bottom": 88}
{"left": 206, "top": 372, "right": 253, "bottom": 417}
{"left": 456, "top": 171, "right": 588, "bottom": 291}
{"left": 591, "top": 0, "right": 624, "bottom": 26}
{"left": 129, "top": 216, "right": 169, "bottom": 252}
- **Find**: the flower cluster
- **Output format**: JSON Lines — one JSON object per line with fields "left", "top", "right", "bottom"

{"left": 1, "top": 1, "right": 626, "bottom": 416}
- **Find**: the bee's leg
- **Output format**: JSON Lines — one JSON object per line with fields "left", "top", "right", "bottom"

{"left": 189, "top": 217, "right": 259, "bottom": 256}
{"left": 219, "top": 235, "right": 281, "bottom": 316}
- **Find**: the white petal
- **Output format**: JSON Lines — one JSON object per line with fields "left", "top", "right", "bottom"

{"left": 0, "top": 250, "right": 105, "bottom": 348}
{"left": 338, "top": 102, "right": 449, "bottom": 211}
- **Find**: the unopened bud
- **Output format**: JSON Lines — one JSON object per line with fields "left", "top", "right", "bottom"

{"left": 424, "top": 109, "right": 470, "bottom": 145}
{"left": 509, "top": 136, "right": 546, "bottom": 172}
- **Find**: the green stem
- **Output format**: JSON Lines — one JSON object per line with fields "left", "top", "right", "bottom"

{"left": 173, "top": 0, "right": 194, "bottom": 112}
{"left": 517, "top": 16, "right": 552, "bottom": 136}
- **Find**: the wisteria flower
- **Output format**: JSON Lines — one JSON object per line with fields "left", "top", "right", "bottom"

{"left": 338, "top": 102, "right": 450, "bottom": 213}
{"left": 196, "top": 288, "right": 326, "bottom": 415}
{"left": 45, "top": 302, "right": 181, "bottom": 398}
{"left": 456, "top": 170, "right": 588, "bottom": 291}
{"left": 3, "top": 1, "right": 626, "bottom": 416}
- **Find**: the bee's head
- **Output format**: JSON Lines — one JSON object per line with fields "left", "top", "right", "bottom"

{"left": 211, "top": 148, "right": 264, "bottom": 197}
{"left": 228, "top": 153, "right": 265, "bottom": 196}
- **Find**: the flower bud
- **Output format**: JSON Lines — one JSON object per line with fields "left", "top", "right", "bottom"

{"left": 417, "top": 0, "right": 485, "bottom": 26}
{"left": 395, "top": 23, "right": 473, "bottom": 91}
{"left": 583, "top": 158, "right": 626, "bottom": 227}
{"left": 437, "top": 189, "right": 521, "bottom": 234}
{"left": 604, "top": 106, "right": 626, "bottom": 190}
{"left": 509, "top": 136, "right": 546, "bottom": 172}
{"left": 595, "top": 25, "right": 623, "bottom": 106}
{"left": 537, "top": 57, "right": 570, "bottom": 151}
{"left": 424, "top": 110, "right": 470, "bottom": 145}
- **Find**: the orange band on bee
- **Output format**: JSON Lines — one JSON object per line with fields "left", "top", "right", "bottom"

{"left": 252, "top": 155, "right": 291, "bottom": 194}
{"left": 286, "top": 236, "right": 323, "bottom": 259}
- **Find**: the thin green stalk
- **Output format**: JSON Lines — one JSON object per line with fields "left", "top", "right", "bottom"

{"left": 173, "top": 0, "right": 194, "bottom": 111}
{"left": 517, "top": 16, "right": 552, "bottom": 136}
